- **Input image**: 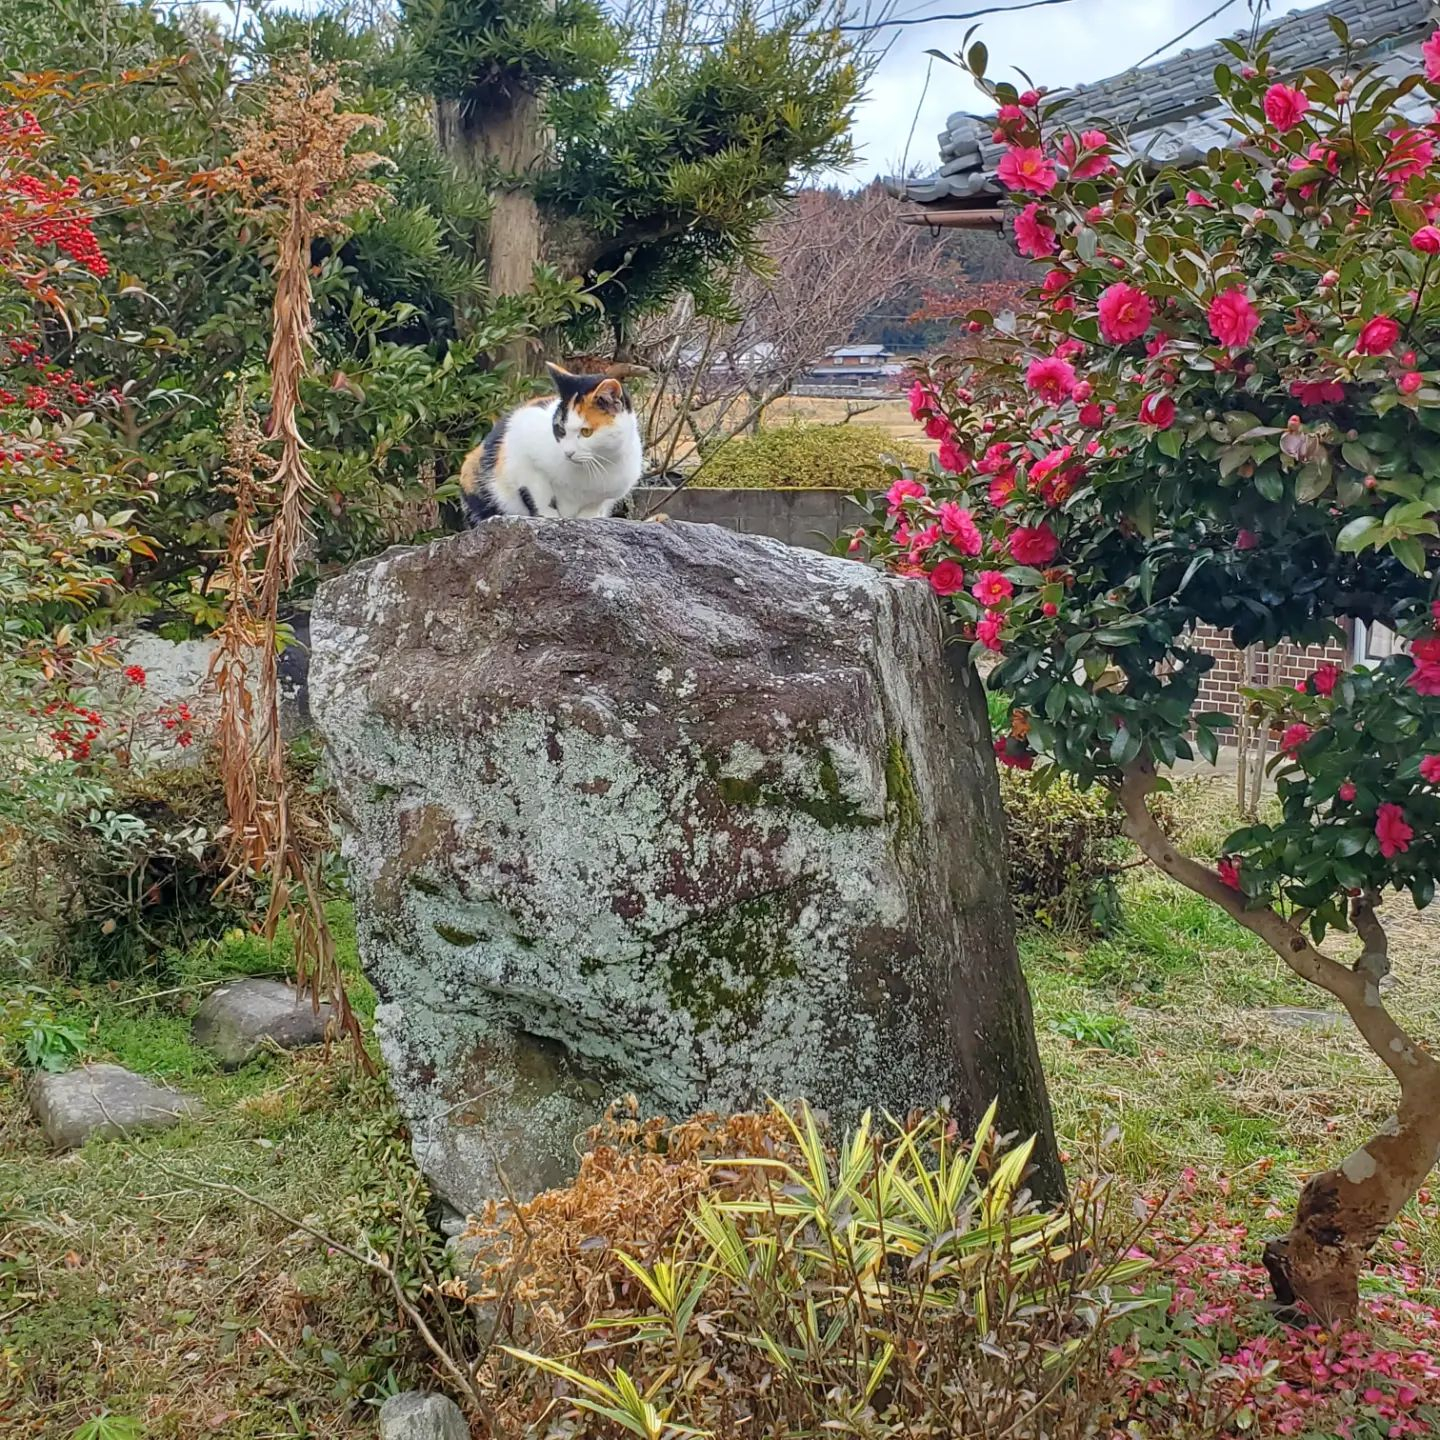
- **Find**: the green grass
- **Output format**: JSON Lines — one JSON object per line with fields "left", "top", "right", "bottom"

{"left": 1025, "top": 862, "right": 1440, "bottom": 1274}
{"left": 6, "top": 777, "right": 1440, "bottom": 1434}
{"left": 0, "top": 905, "right": 406, "bottom": 1440}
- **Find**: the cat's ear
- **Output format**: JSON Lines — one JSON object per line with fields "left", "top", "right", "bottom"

{"left": 592, "top": 377, "right": 625, "bottom": 412}
{"left": 545, "top": 361, "right": 574, "bottom": 391}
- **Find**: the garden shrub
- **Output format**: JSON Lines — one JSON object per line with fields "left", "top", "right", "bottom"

{"left": 454, "top": 1100, "right": 1150, "bottom": 1438}
{"left": 19, "top": 760, "right": 251, "bottom": 980}
{"left": 999, "top": 767, "right": 1124, "bottom": 932}
{"left": 693, "top": 422, "right": 926, "bottom": 489}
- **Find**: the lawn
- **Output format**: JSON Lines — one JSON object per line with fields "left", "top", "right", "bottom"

{"left": 4, "top": 783, "right": 1440, "bottom": 1435}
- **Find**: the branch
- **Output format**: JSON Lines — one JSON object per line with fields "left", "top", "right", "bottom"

{"left": 1114, "top": 757, "right": 1435, "bottom": 1091}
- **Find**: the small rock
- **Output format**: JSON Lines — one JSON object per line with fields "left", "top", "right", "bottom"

{"left": 1265, "top": 1006, "right": 1343, "bottom": 1033}
{"left": 192, "top": 978, "right": 333, "bottom": 1068}
{"left": 378, "top": 1391, "right": 468, "bottom": 1440}
{"left": 30, "top": 1064, "right": 202, "bottom": 1150}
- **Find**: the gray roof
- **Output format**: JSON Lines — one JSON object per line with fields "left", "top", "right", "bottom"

{"left": 892, "top": 0, "right": 1436, "bottom": 208}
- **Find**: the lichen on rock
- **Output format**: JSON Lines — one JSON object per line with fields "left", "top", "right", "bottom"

{"left": 310, "top": 518, "right": 1060, "bottom": 1212}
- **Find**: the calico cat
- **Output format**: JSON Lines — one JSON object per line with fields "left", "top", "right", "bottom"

{"left": 459, "top": 362, "right": 644, "bottom": 523}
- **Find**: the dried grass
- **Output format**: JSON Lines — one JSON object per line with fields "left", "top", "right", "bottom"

{"left": 205, "top": 60, "right": 388, "bottom": 1064}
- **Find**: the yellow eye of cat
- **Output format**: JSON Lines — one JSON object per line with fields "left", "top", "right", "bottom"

{"left": 580, "top": 425, "right": 594, "bottom": 437}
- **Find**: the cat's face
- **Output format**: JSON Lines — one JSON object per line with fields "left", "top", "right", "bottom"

{"left": 546, "top": 363, "right": 633, "bottom": 464}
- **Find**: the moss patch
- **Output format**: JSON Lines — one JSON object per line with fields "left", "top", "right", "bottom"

{"left": 663, "top": 891, "right": 801, "bottom": 1034}
{"left": 884, "top": 735, "right": 921, "bottom": 838}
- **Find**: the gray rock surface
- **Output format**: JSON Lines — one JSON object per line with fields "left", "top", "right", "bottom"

{"left": 311, "top": 518, "right": 1059, "bottom": 1212}
{"left": 377, "top": 1390, "right": 468, "bottom": 1440}
{"left": 192, "top": 978, "right": 333, "bottom": 1067}
{"left": 1266, "top": 1006, "right": 1344, "bottom": 1033}
{"left": 30, "top": 1063, "right": 202, "bottom": 1149}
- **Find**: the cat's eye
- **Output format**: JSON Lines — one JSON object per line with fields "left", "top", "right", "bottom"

{"left": 579, "top": 425, "right": 594, "bottom": 437}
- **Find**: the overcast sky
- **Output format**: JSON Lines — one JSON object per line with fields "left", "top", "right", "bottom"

{"left": 847, "top": 0, "right": 1328, "bottom": 181}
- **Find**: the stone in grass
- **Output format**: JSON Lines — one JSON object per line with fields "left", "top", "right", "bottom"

{"left": 191, "top": 978, "right": 333, "bottom": 1068}
{"left": 1266, "top": 1006, "right": 1344, "bottom": 1034}
{"left": 312, "top": 517, "right": 1060, "bottom": 1215}
{"left": 30, "top": 1063, "right": 203, "bottom": 1150}
{"left": 378, "top": 1391, "right": 469, "bottom": 1440}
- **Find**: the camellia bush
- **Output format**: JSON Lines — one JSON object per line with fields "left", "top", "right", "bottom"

{"left": 857, "top": 18, "right": 1440, "bottom": 1322}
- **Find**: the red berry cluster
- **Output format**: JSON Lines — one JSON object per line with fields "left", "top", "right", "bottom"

{"left": 42, "top": 699, "right": 106, "bottom": 761}
{"left": 1, "top": 171, "right": 108, "bottom": 277}
{"left": 156, "top": 700, "right": 194, "bottom": 749}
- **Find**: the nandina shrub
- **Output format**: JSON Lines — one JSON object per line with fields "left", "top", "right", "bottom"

{"left": 856, "top": 18, "right": 1440, "bottom": 1321}
{"left": 455, "top": 1101, "right": 1156, "bottom": 1439}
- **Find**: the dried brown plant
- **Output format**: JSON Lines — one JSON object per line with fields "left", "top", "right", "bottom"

{"left": 207, "top": 61, "right": 388, "bottom": 1066}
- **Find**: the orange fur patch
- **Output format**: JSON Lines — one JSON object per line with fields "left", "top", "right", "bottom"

{"left": 576, "top": 379, "right": 624, "bottom": 430}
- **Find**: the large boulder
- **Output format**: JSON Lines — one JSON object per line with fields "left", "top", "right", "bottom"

{"left": 311, "top": 519, "right": 1059, "bottom": 1212}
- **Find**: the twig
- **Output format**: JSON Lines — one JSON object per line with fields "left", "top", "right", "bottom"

{"left": 111, "top": 972, "right": 288, "bottom": 1007}
{"left": 145, "top": 1156, "right": 494, "bottom": 1422}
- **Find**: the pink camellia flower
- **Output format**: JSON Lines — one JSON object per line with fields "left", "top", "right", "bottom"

{"left": 1421, "top": 754, "right": 1440, "bottom": 784}
{"left": 996, "top": 145, "right": 1058, "bottom": 195}
{"left": 1410, "top": 635, "right": 1440, "bottom": 694}
{"left": 922, "top": 413, "right": 952, "bottom": 441}
{"left": 937, "top": 501, "right": 983, "bottom": 556}
{"left": 971, "top": 570, "right": 1014, "bottom": 605}
{"left": 927, "top": 558, "right": 966, "bottom": 596}
{"left": 988, "top": 473, "right": 1015, "bottom": 508}
{"left": 1311, "top": 663, "right": 1341, "bottom": 696}
{"left": 1401, "top": 370, "right": 1425, "bottom": 395}
{"left": 907, "top": 380, "right": 936, "bottom": 420}
{"left": 1413, "top": 225, "right": 1440, "bottom": 254}
{"left": 1078, "top": 401, "right": 1103, "bottom": 427}
{"left": 1018, "top": 88, "right": 1041, "bottom": 107}
{"left": 1057, "top": 129, "right": 1113, "bottom": 179}
{"left": 937, "top": 436, "right": 971, "bottom": 474}
{"left": 1279, "top": 722, "right": 1312, "bottom": 755}
{"left": 848, "top": 527, "right": 865, "bottom": 553}
{"left": 1013, "top": 202, "right": 1057, "bottom": 258}
{"left": 1236, "top": 529, "right": 1260, "bottom": 550}
{"left": 1376, "top": 802, "right": 1414, "bottom": 859}
{"left": 1139, "top": 393, "right": 1176, "bottom": 428}
{"left": 1185, "top": 189, "right": 1215, "bottom": 208}
{"left": 1009, "top": 523, "right": 1059, "bottom": 566}
{"left": 1289, "top": 378, "right": 1346, "bottom": 406}
{"left": 976, "top": 609, "right": 1005, "bottom": 652}
{"left": 1024, "top": 355, "right": 1078, "bottom": 403}
{"left": 1426, "top": 28, "right": 1440, "bottom": 82}
{"left": 1263, "top": 82, "right": 1309, "bottom": 131}
{"left": 993, "top": 736, "right": 1032, "bottom": 769}
{"left": 1096, "top": 282, "right": 1153, "bottom": 344}
{"left": 1339, "top": 780, "right": 1357, "bottom": 802}
{"left": 886, "top": 476, "right": 927, "bottom": 515}
{"left": 908, "top": 522, "right": 941, "bottom": 558}
{"left": 1356, "top": 314, "right": 1401, "bottom": 355}
{"left": 1217, "top": 856, "right": 1242, "bottom": 891}
{"left": 1383, "top": 126, "right": 1433, "bottom": 187}
{"left": 1208, "top": 287, "right": 1262, "bottom": 349}
{"left": 1041, "top": 267, "right": 1071, "bottom": 295}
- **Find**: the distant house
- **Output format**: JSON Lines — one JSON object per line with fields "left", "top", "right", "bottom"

{"left": 890, "top": 0, "right": 1435, "bottom": 232}
{"left": 886, "top": 0, "right": 1427, "bottom": 718}
{"left": 803, "top": 344, "right": 905, "bottom": 390}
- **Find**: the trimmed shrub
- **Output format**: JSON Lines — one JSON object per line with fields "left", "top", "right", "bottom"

{"left": 693, "top": 423, "right": 927, "bottom": 489}
{"left": 999, "top": 768, "right": 1125, "bottom": 933}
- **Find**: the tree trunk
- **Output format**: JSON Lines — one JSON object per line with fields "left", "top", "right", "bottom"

{"left": 1266, "top": 1099, "right": 1440, "bottom": 1323}
{"left": 1115, "top": 758, "right": 1440, "bottom": 1324}
{"left": 435, "top": 92, "right": 546, "bottom": 371}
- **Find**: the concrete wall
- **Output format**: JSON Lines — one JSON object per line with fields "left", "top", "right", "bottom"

{"left": 631, "top": 486, "right": 858, "bottom": 554}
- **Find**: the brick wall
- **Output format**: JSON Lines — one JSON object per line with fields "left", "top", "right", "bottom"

{"left": 1191, "top": 623, "right": 1350, "bottom": 721}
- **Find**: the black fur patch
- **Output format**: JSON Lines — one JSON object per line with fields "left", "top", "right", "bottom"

{"left": 463, "top": 489, "right": 500, "bottom": 527}
{"left": 516, "top": 485, "right": 539, "bottom": 516}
